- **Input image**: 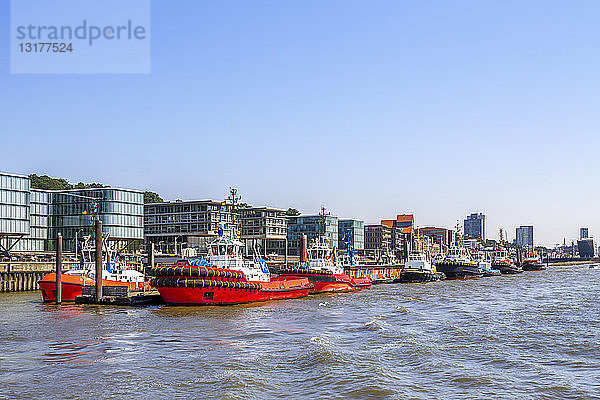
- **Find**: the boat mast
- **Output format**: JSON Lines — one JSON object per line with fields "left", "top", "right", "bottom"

{"left": 344, "top": 229, "right": 354, "bottom": 266}
{"left": 319, "top": 206, "right": 329, "bottom": 246}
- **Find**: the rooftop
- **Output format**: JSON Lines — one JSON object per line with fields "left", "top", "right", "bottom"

{"left": 0, "top": 171, "right": 29, "bottom": 179}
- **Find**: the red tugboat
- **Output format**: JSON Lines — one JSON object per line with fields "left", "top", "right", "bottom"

{"left": 39, "top": 234, "right": 149, "bottom": 302}
{"left": 150, "top": 189, "right": 312, "bottom": 305}
{"left": 278, "top": 208, "right": 370, "bottom": 293}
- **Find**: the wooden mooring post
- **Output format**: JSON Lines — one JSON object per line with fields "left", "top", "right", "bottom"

{"left": 149, "top": 242, "right": 155, "bottom": 269}
{"left": 94, "top": 219, "right": 103, "bottom": 303}
{"left": 56, "top": 233, "right": 62, "bottom": 304}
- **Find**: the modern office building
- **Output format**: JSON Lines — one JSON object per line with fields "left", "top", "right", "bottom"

{"left": 287, "top": 213, "right": 338, "bottom": 256}
{"left": 48, "top": 188, "right": 144, "bottom": 252}
{"left": 338, "top": 219, "right": 365, "bottom": 253}
{"left": 364, "top": 224, "right": 392, "bottom": 258}
{"left": 580, "top": 228, "right": 589, "bottom": 240}
{"left": 239, "top": 207, "right": 288, "bottom": 256}
{"left": 0, "top": 171, "right": 144, "bottom": 254}
{"left": 464, "top": 213, "right": 485, "bottom": 240}
{"left": 0, "top": 172, "right": 31, "bottom": 254}
{"left": 144, "top": 200, "right": 237, "bottom": 254}
{"left": 383, "top": 214, "right": 414, "bottom": 231}
{"left": 145, "top": 201, "right": 290, "bottom": 257}
{"left": 515, "top": 225, "right": 534, "bottom": 248}
{"left": 577, "top": 238, "right": 595, "bottom": 258}
{"left": 416, "top": 227, "right": 454, "bottom": 247}
{"left": 380, "top": 214, "right": 414, "bottom": 261}
{"left": 22, "top": 189, "right": 50, "bottom": 252}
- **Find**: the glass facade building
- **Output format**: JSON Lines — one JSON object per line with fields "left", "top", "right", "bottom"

{"left": 239, "top": 207, "right": 288, "bottom": 256}
{"left": 515, "top": 225, "right": 534, "bottom": 248}
{"left": 49, "top": 188, "right": 144, "bottom": 251}
{"left": 464, "top": 213, "right": 485, "bottom": 240}
{"left": 0, "top": 173, "right": 31, "bottom": 254}
{"left": 338, "top": 219, "right": 365, "bottom": 251}
{"left": 0, "top": 171, "right": 144, "bottom": 254}
{"left": 18, "top": 190, "right": 50, "bottom": 252}
{"left": 577, "top": 238, "right": 595, "bottom": 258}
{"left": 287, "top": 214, "right": 338, "bottom": 256}
{"left": 144, "top": 200, "right": 238, "bottom": 254}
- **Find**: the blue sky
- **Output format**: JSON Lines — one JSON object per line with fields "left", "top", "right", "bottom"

{"left": 1, "top": 0, "right": 599, "bottom": 246}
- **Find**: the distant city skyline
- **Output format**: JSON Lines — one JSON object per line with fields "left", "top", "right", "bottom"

{"left": 2, "top": 1, "right": 599, "bottom": 247}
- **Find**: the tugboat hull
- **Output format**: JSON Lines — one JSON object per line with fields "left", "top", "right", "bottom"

{"left": 521, "top": 262, "right": 546, "bottom": 271}
{"left": 434, "top": 262, "right": 482, "bottom": 279}
{"left": 279, "top": 270, "right": 370, "bottom": 294}
{"left": 152, "top": 277, "right": 312, "bottom": 305}
{"left": 39, "top": 273, "right": 150, "bottom": 302}
{"left": 482, "top": 271, "right": 502, "bottom": 277}
{"left": 399, "top": 270, "right": 434, "bottom": 283}
{"left": 494, "top": 264, "right": 523, "bottom": 274}
{"left": 150, "top": 266, "right": 312, "bottom": 305}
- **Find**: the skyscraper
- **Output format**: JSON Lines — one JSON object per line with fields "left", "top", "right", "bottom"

{"left": 580, "top": 227, "right": 589, "bottom": 239}
{"left": 515, "top": 226, "right": 534, "bottom": 248}
{"left": 464, "top": 213, "right": 485, "bottom": 240}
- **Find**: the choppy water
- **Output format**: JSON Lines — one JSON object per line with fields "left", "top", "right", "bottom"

{"left": 1, "top": 264, "right": 599, "bottom": 399}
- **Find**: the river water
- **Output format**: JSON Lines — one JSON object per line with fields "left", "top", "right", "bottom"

{"left": 1, "top": 264, "right": 599, "bottom": 399}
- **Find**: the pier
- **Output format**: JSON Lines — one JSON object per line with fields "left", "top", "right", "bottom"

{"left": 0, "top": 270, "right": 48, "bottom": 292}
{"left": 75, "top": 286, "right": 162, "bottom": 306}
{"left": 0, "top": 262, "right": 75, "bottom": 293}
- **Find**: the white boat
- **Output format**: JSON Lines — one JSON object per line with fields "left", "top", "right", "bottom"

{"left": 305, "top": 238, "right": 344, "bottom": 275}
{"left": 471, "top": 250, "right": 501, "bottom": 276}
{"left": 400, "top": 235, "right": 435, "bottom": 283}
{"left": 202, "top": 235, "right": 270, "bottom": 282}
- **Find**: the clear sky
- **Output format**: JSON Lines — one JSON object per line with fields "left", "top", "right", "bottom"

{"left": 1, "top": 0, "right": 599, "bottom": 246}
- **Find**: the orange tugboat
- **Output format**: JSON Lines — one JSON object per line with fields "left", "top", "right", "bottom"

{"left": 39, "top": 234, "right": 150, "bottom": 302}
{"left": 150, "top": 189, "right": 312, "bottom": 305}
{"left": 278, "top": 208, "right": 371, "bottom": 293}
{"left": 521, "top": 242, "right": 546, "bottom": 271}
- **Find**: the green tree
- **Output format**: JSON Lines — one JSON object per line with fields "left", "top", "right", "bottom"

{"left": 144, "top": 191, "right": 164, "bottom": 204}
{"left": 286, "top": 208, "right": 301, "bottom": 216}
{"left": 73, "top": 182, "right": 107, "bottom": 189}
{"left": 29, "top": 174, "right": 109, "bottom": 190}
{"left": 29, "top": 174, "right": 72, "bottom": 190}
